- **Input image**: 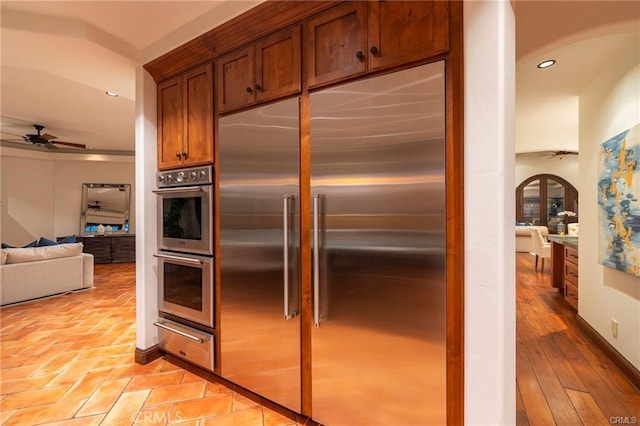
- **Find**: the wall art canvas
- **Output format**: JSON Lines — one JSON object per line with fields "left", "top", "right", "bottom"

{"left": 598, "top": 123, "right": 640, "bottom": 276}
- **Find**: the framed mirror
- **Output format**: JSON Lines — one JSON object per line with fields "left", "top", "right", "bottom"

{"left": 81, "top": 183, "right": 131, "bottom": 235}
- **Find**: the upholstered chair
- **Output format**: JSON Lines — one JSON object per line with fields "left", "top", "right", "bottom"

{"left": 529, "top": 227, "right": 551, "bottom": 272}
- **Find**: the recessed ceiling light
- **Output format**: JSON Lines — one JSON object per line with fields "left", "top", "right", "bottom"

{"left": 537, "top": 60, "right": 556, "bottom": 69}
{"left": 105, "top": 91, "right": 118, "bottom": 97}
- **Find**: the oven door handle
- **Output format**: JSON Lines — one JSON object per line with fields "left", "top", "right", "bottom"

{"left": 153, "top": 252, "right": 205, "bottom": 265}
{"left": 152, "top": 186, "right": 206, "bottom": 194}
{"left": 154, "top": 322, "right": 206, "bottom": 343}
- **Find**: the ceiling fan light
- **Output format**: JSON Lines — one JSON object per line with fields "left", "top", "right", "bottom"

{"left": 105, "top": 91, "right": 118, "bottom": 97}
{"left": 537, "top": 59, "right": 556, "bottom": 69}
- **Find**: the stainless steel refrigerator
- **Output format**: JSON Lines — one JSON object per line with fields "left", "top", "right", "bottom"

{"left": 219, "top": 61, "right": 446, "bottom": 424}
{"left": 219, "top": 98, "right": 301, "bottom": 412}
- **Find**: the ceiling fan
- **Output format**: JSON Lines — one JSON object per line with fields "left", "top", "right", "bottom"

{"left": 547, "top": 150, "right": 578, "bottom": 159}
{"left": 1, "top": 124, "right": 86, "bottom": 149}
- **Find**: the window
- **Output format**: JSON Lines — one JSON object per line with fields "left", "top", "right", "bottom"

{"left": 516, "top": 174, "right": 578, "bottom": 234}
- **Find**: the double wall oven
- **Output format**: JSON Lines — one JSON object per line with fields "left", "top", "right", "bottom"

{"left": 153, "top": 165, "right": 215, "bottom": 371}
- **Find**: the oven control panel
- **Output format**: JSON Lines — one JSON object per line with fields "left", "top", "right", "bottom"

{"left": 157, "top": 165, "right": 213, "bottom": 187}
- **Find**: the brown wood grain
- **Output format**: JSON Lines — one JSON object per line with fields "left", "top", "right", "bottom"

{"left": 516, "top": 252, "right": 640, "bottom": 424}
{"left": 157, "top": 76, "right": 184, "bottom": 170}
{"left": 216, "top": 46, "right": 255, "bottom": 113}
{"left": 144, "top": 1, "right": 335, "bottom": 83}
{"left": 255, "top": 25, "right": 301, "bottom": 103}
{"left": 303, "top": 1, "right": 368, "bottom": 89}
{"left": 183, "top": 63, "right": 214, "bottom": 166}
{"left": 369, "top": 1, "right": 449, "bottom": 72}
{"left": 445, "top": 1, "right": 464, "bottom": 424}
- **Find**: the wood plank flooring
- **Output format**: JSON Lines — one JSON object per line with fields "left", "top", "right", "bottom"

{"left": 2, "top": 256, "right": 639, "bottom": 425}
{"left": 0, "top": 263, "right": 307, "bottom": 426}
{"left": 516, "top": 252, "right": 640, "bottom": 425}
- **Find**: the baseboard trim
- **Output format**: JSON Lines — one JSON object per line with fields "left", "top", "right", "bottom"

{"left": 576, "top": 314, "right": 640, "bottom": 390}
{"left": 135, "top": 345, "right": 163, "bottom": 365}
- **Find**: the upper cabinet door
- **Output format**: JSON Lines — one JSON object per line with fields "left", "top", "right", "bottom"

{"left": 368, "top": 1, "right": 449, "bottom": 72}
{"left": 157, "top": 76, "right": 184, "bottom": 170}
{"left": 255, "top": 25, "right": 301, "bottom": 103}
{"left": 183, "top": 63, "right": 213, "bottom": 166}
{"left": 217, "top": 46, "right": 256, "bottom": 113}
{"left": 304, "top": 2, "right": 367, "bottom": 89}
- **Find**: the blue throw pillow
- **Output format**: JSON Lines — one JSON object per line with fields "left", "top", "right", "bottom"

{"left": 37, "top": 237, "right": 58, "bottom": 247}
{"left": 58, "top": 235, "right": 77, "bottom": 244}
{"left": 2, "top": 240, "right": 37, "bottom": 248}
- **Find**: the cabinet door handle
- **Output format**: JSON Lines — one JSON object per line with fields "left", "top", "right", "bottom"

{"left": 246, "top": 86, "right": 253, "bottom": 93}
{"left": 182, "top": 152, "right": 188, "bottom": 160}
{"left": 356, "top": 50, "right": 364, "bottom": 60}
{"left": 255, "top": 83, "right": 262, "bottom": 91}
{"left": 175, "top": 153, "right": 181, "bottom": 159}
{"left": 370, "top": 46, "right": 379, "bottom": 55}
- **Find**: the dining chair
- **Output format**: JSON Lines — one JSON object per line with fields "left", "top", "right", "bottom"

{"left": 529, "top": 227, "right": 551, "bottom": 272}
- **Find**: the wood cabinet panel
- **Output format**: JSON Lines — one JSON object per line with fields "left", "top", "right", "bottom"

{"left": 256, "top": 26, "right": 301, "bottom": 102}
{"left": 157, "top": 77, "right": 184, "bottom": 169}
{"left": 564, "top": 281, "right": 579, "bottom": 310}
{"left": 304, "top": 2, "right": 367, "bottom": 88}
{"left": 78, "top": 235, "right": 136, "bottom": 264}
{"left": 368, "top": 1, "right": 449, "bottom": 71}
{"left": 158, "top": 63, "right": 213, "bottom": 170}
{"left": 184, "top": 64, "right": 214, "bottom": 165}
{"left": 217, "top": 46, "right": 255, "bottom": 112}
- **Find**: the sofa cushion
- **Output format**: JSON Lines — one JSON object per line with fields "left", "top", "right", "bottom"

{"left": 1, "top": 249, "right": 7, "bottom": 265}
{"left": 37, "top": 237, "right": 59, "bottom": 247}
{"left": 4, "top": 243, "right": 83, "bottom": 264}
{"left": 2, "top": 241, "right": 37, "bottom": 249}
{"left": 58, "top": 235, "right": 77, "bottom": 244}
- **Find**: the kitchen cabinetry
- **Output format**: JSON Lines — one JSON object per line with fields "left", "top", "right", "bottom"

{"left": 305, "top": 1, "right": 449, "bottom": 88}
{"left": 76, "top": 235, "right": 136, "bottom": 264}
{"left": 549, "top": 235, "right": 579, "bottom": 310}
{"left": 563, "top": 246, "right": 579, "bottom": 310}
{"left": 157, "top": 63, "right": 213, "bottom": 170}
{"left": 216, "top": 26, "right": 301, "bottom": 113}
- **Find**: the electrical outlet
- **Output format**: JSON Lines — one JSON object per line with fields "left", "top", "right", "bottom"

{"left": 611, "top": 319, "right": 618, "bottom": 339}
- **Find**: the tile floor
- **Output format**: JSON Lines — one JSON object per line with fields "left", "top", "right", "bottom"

{"left": 0, "top": 263, "right": 310, "bottom": 426}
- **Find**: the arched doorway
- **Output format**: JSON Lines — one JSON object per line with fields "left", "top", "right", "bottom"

{"left": 516, "top": 174, "right": 578, "bottom": 234}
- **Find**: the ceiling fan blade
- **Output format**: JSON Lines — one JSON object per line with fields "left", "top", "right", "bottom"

{"left": 40, "top": 133, "right": 58, "bottom": 141}
{"left": 51, "top": 141, "right": 87, "bottom": 149}
{"left": 0, "top": 130, "right": 25, "bottom": 138}
{"left": 44, "top": 142, "right": 60, "bottom": 150}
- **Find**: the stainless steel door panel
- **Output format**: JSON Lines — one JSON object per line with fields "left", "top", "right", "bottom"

{"left": 219, "top": 98, "right": 301, "bottom": 412}
{"left": 310, "top": 62, "right": 447, "bottom": 424}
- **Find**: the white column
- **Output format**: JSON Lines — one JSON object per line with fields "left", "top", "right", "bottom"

{"left": 135, "top": 66, "right": 158, "bottom": 350}
{"left": 464, "top": 0, "right": 516, "bottom": 423}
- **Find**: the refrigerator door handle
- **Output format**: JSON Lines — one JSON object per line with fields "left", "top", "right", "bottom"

{"left": 313, "top": 193, "right": 321, "bottom": 327}
{"left": 283, "top": 195, "right": 295, "bottom": 320}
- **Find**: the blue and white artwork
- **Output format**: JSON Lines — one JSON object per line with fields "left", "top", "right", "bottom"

{"left": 598, "top": 123, "right": 640, "bottom": 277}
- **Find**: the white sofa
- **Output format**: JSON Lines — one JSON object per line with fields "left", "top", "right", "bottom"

{"left": 516, "top": 225, "right": 549, "bottom": 252}
{"left": 1, "top": 243, "right": 94, "bottom": 306}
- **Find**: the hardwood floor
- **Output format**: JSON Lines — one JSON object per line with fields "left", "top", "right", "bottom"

{"left": 0, "top": 263, "right": 307, "bottom": 426}
{"left": 516, "top": 252, "right": 640, "bottom": 425}
{"left": 2, "top": 257, "right": 639, "bottom": 425}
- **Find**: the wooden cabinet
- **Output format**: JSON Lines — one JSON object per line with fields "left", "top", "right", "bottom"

{"left": 305, "top": 1, "right": 449, "bottom": 88}
{"left": 77, "top": 235, "right": 136, "bottom": 264}
{"left": 217, "top": 26, "right": 301, "bottom": 113}
{"left": 563, "top": 246, "right": 579, "bottom": 310}
{"left": 304, "top": 2, "right": 367, "bottom": 88}
{"left": 158, "top": 62, "right": 213, "bottom": 170}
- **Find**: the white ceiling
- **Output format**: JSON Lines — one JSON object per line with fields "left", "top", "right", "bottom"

{"left": 0, "top": 1, "right": 638, "bottom": 154}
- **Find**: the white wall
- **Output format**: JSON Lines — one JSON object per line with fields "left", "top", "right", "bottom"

{"left": 464, "top": 1, "right": 516, "bottom": 423}
{"left": 578, "top": 35, "right": 640, "bottom": 368}
{"left": 515, "top": 152, "right": 579, "bottom": 189}
{"left": 0, "top": 149, "right": 134, "bottom": 245}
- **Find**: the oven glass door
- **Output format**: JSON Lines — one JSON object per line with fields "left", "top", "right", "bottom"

{"left": 156, "top": 185, "right": 213, "bottom": 255}
{"left": 156, "top": 252, "right": 214, "bottom": 328}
